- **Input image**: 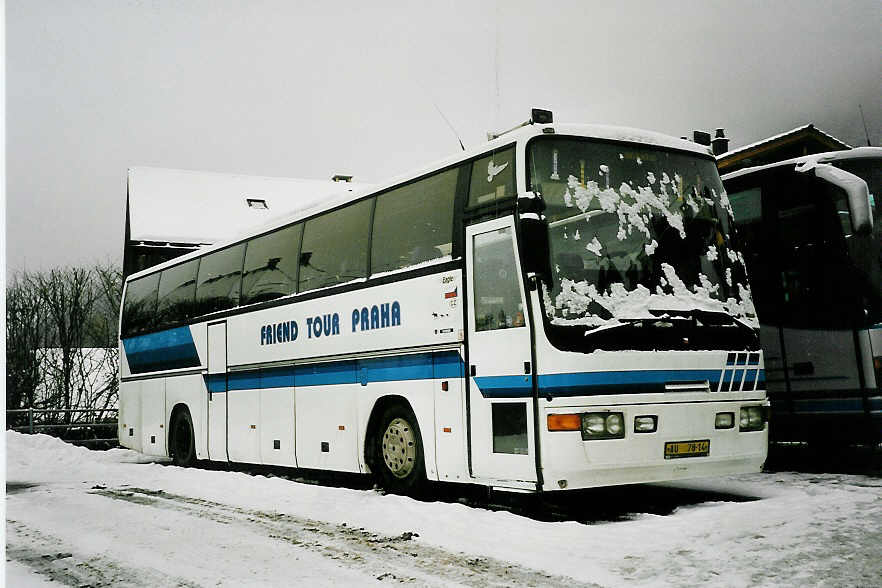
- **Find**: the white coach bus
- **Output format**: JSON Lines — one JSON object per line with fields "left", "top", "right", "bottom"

{"left": 118, "top": 110, "right": 768, "bottom": 494}
{"left": 723, "top": 147, "right": 881, "bottom": 445}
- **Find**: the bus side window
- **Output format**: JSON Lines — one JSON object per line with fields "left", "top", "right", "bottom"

{"left": 371, "top": 168, "right": 457, "bottom": 274}
{"left": 195, "top": 243, "right": 246, "bottom": 316}
{"left": 241, "top": 224, "right": 302, "bottom": 305}
{"left": 156, "top": 259, "right": 199, "bottom": 329}
{"left": 468, "top": 147, "right": 515, "bottom": 208}
{"left": 472, "top": 227, "right": 525, "bottom": 331}
{"left": 122, "top": 273, "right": 160, "bottom": 337}
{"left": 299, "top": 199, "right": 372, "bottom": 293}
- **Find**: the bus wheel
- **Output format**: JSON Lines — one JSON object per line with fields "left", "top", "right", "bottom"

{"left": 170, "top": 409, "right": 196, "bottom": 467}
{"left": 373, "top": 404, "right": 425, "bottom": 495}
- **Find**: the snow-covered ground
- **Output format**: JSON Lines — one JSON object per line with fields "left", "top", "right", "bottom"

{"left": 5, "top": 431, "right": 881, "bottom": 587}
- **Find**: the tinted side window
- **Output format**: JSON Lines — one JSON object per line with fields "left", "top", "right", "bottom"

{"left": 156, "top": 259, "right": 199, "bottom": 328}
{"left": 468, "top": 147, "right": 515, "bottom": 207}
{"left": 299, "top": 199, "right": 372, "bottom": 293}
{"left": 241, "top": 224, "right": 303, "bottom": 305}
{"left": 122, "top": 273, "right": 160, "bottom": 337}
{"left": 195, "top": 243, "right": 245, "bottom": 316}
{"left": 371, "top": 168, "right": 458, "bottom": 274}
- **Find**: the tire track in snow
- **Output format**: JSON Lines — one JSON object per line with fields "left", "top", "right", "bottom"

{"left": 6, "top": 519, "right": 202, "bottom": 587}
{"left": 93, "top": 486, "right": 597, "bottom": 587}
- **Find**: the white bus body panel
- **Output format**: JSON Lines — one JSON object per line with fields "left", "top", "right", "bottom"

{"left": 118, "top": 379, "right": 142, "bottom": 452}
{"left": 227, "top": 388, "right": 261, "bottom": 464}
{"left": 432, "top": 363, "right": 469, "bottom": 482}
{"left": 140, "top": 378, "right": 167, "bottom": 456}
{"left": 295, "top": 383, "right": 361, "bottom": 472}
{"left": 260, "top": 387, "right": 297, "bottom": 466}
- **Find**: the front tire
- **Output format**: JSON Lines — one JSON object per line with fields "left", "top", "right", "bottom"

{"left": 372, "top": 403, "right": 425, "bottom": 495}
{"left": 170, "top": 409, "right": 196, "bottom": 467}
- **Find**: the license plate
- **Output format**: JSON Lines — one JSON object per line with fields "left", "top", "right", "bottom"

{"left": 664, "top": 439, "right": 710, "bottom": 459}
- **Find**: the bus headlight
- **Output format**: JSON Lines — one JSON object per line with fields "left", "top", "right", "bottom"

{"left": 634, "top": 415, "right": 658, "bottom": 433}
{"left": 581, "top": 412, "right": 625, "bottom": 440}
{"left": 583, "top": 414, "right": 605, "bottom": 436}
{"left": 606, "top": 414, "right": 624, "bottom": 435}
{"left": 739, "top": 406, "right": 764, "bottom": 432}
{"left": 715, "top": 412, "right": 734, "bottom": 429}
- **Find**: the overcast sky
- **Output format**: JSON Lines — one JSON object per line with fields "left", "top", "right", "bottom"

{"left": 6, "top": 0, "right": 881, "bottom": 272}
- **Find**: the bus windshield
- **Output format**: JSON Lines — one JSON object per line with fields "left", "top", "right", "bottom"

{"left": 528, "top": 137, "right": 758, "bottom": 351}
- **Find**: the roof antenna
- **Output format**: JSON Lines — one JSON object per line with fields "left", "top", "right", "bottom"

{"left": 431, "top": 100, "right": 465, "bottom": 151}
{"left": 859, "top": 104, "right": 872, "bottom": 146}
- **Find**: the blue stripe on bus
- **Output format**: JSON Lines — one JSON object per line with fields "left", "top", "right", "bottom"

{"left": 204, "top": 351, "right": 463, "bottom": 392}
{"left": 537, "top": 369, "right": 724, "bottom": 398}
{"left": 366, "top": 354, "right": 433, "bottom": 383}
{"left": 471, "top": 375, "right": 533, "bottom": 398}
{"left": 295, "top": 360, "right": 357, "bottom": 387}
{"left": 434, "top": 351, "right": 465, "bottom": 379}
{"left": 199, "top": 353, "right": 765, "bottom": 400}
{"left": 123, "top": 327, "right": 200, "bottom": 374}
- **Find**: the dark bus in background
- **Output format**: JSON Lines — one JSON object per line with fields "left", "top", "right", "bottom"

{"left": 722, "top": 147, "right": 882, "bottom": 445}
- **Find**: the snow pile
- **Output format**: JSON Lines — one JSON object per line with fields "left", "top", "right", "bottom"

{"left": 6, "top": 431, "right": 881, "bottom": 586}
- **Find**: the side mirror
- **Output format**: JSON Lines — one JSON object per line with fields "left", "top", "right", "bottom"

{"left": 517, "top": 191, "right": 547, "bottom": 215}
{"left": 517, "top": 192, "right": 552, "bottom": 282}
{"left": 812, "top": 164, "right": 873, "bottom": 235}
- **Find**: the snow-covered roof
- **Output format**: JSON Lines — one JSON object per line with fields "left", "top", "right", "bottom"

{"left": 721, "top": 146, "right": 882, "bottom": 181}
{"left": 718, "top": 124, "right": 852, "bottom": 161}
{"left": 126, "top": 167, "right": 368, "bottom": 244}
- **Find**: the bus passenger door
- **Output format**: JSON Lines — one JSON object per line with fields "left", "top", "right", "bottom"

{"left": 207, "top": 321, "right": 228, "bottom": 461}
{"left": 465, "top": 217, "right": 537, "bottom": 483}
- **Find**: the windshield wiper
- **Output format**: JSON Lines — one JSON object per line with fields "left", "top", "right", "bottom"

{"left": 648, "top": 308, "right": 757, "bottom": 335}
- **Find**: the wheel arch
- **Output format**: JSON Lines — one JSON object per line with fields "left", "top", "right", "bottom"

{"left": 167, "top": 402, "right": 192, "bottom": 457}
{"left": 363, "top": 395, "right": 412, "bottom": 471}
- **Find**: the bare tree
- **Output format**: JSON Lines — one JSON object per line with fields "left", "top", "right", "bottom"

{"left": 32, "top": 268, "right": 98, "bottom": 426}
{"left": 5, "top": 271, "right": 47, "bottom": 427}
{"left": 85, "top": 261, "right": 123, "bottom": 421}
{"left": 8, "top": 263, "right": 123, "bottom": 439}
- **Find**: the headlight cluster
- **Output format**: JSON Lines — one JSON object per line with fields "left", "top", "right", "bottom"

{"left": 581, "top": 412, "right": 625, "bottom": 440}
{"left": 547, "top": 412, "right": 657, "bottom": 439}
{"left": 739, "top": 406, "right": 765, "bottom": 431}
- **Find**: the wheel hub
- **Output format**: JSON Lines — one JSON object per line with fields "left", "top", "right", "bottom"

{"left": 381, "top": 417, "right": 416, "bottom": 478}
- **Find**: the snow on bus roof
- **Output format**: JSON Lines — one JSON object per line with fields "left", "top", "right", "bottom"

{"left": 127, "top": 166, "right": 368, "bottom": 244}
{"left": 127, "top": 124, "right": 711, "bottom": 280}
{"left": 721, "top": 146, "right": 882, "bottom": 181}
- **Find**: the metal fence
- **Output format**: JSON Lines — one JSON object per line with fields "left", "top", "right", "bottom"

{"left": 7, "top": 408, "right": 118, "bottom": 446}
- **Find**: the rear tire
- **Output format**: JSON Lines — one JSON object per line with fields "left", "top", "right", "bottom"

{"left": 371, "top": 403, "right": 426, "bottom": 495}
{"left": 170, "top": 409, "right": 196, "bottom": 467}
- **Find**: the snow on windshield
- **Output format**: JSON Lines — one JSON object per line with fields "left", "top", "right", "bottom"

{"left": 530, "top": 138, "right": 757, "bottom": 331}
